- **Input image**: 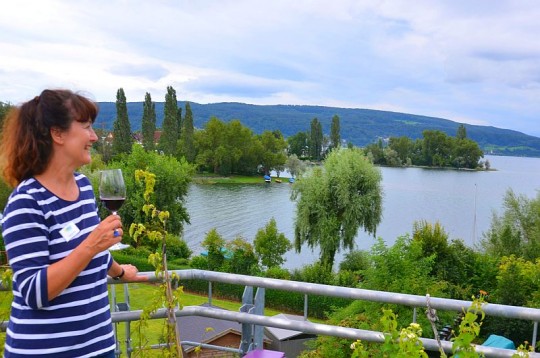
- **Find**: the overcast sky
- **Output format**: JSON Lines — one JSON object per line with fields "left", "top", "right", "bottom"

{"left": 1, "top": 1, "right": 539, "bottom": 136}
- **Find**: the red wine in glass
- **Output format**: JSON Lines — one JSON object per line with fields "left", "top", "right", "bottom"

{"left": 100, "top": 197, "right": 125, "bottom": 212}
{"left": 99, "top": 169, "right": 126, "bottom": 215}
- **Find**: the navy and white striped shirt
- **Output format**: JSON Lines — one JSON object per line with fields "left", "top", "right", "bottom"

{"left": 2, "top": 173, "right": 115, "bottom": 357}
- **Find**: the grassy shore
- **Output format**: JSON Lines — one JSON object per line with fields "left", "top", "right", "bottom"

{"left": 192, "top": 173, "right": 288, "bottom": 184}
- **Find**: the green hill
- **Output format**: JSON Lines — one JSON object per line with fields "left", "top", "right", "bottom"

{"left": 95, "top": 101, "right": 540, "bottom": 157}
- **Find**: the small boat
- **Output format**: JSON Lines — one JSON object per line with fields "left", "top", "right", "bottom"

{"left": 275, "top": 179, "right": 282, "bottom": 183}
{"left": 264, "top": 174, "right": 271, "bottom": 183}
{"left": 288, "top": 177, "right": 295, "bottom": 184}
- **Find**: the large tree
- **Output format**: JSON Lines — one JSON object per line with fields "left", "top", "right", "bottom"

{"left": 330, "top": 114, "right": 341, "bottom": 150}
{"left": 141, "top": 92, "right": 156, "bottom": 152}
{"left": 194, "top": 117, "right": 261, "bottom": 175}
{"left": 292, "top": 148, "right": 383, "bottom": 269}
{"left": 453, "top": 138, "right": 484, "bottom": 169}
{"left": 259, "top": 130, "right": 287, "bottom": 175}
{"left": 388, "top": 136, "right": 413, "bottom": 164}
{"left": 309, "top": 118, "right": 323, "bottom": 161}
{"left": 159, "top": 86, "right": 180, "bottom": 155}
{"left": 287, "top": 131, "right": 309, "bottom": 158}
{"left": 457, "top": 124, "right": 467, "bottom": 140}
{"left": 285, "top": 154, "right": 306, "bottom": 178}
{"left": 180, "top": 102, "right": 196, "bottom": 163}
{"left": 421, "top": 130, "right": 453, "bottom": 166}
{"left": 254, "top": 218, "right": 292, "bottom": 269}
{"left": 111, "top": 88, "right": 133, "bottom": 156}
{"left": 110, "top": 145, "right": 193, "bottom": 237}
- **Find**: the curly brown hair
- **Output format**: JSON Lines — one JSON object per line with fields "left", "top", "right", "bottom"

{"left": 0, "top": 89, "right": 98, "bottom": 187}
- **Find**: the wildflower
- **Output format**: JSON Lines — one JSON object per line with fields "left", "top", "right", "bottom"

{"left": 409, "top": 322, "right": 422, "bottom": 336}
{"left": 351, "top": 340, "right": 359, "bottom": 350}
{"left": 479, "top": 290, "right": 488, "bottom": 296}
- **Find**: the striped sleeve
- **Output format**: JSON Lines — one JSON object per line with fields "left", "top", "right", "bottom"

{"left": 2, "top": 187, "right": 50, "bottom": 309}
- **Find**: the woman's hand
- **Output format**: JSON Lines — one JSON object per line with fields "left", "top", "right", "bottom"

{"left": 119, "top": 264, "right": 148, "bottom": 282}
{"left": 83, "top": 214, "right": 124, "bottom": 255}
{"left": 109, "top": 262, "right": 148, "bottom": 282}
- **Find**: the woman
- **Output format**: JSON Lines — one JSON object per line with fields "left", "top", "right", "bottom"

{"left": 0, "top": 89, "right": 145, "bottom": 357}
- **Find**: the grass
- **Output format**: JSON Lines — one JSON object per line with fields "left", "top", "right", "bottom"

{"left": 192, "top": 173, "right": 283, "bottom": 184}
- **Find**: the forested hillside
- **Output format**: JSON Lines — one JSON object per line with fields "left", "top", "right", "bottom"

{"left": 95, "top": 101, "right": 540, "bottom": 157}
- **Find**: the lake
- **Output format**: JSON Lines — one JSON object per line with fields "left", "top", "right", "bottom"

{"left": 182, "top": 155, "right": 540, "bottom": 269}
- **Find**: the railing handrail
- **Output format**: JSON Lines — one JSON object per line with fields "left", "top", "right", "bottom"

{"left": 114, "top": 269, "right": 540, "bottom": 322}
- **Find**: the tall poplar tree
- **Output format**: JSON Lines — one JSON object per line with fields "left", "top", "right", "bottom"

{"left": 181, "top": 102, "right": 196, "bottom": 162}
{"left": 159, "top": 86, "right": 179, "bottom": 155}
{"left": 141, "top": 92, "right": 156, "bottom": 152}
{"left": 457, "top": 124, "right": 467, "bottom": 140}
{"left": 330, "top": 114, "right": 341, "bottom": 150}
{"left": 112, "top": 88, "right": 133, "bottom": 156}
{"left": 309, "top": 117, "right": 323, "bottom": 161}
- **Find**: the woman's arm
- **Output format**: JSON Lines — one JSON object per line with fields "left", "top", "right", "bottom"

{"left": 46, "top": 214, "right": 123, "bottom": 300}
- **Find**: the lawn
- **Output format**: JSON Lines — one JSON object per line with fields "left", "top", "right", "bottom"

{"left": 192, "top": 173, "right": 279, "bottom": 184}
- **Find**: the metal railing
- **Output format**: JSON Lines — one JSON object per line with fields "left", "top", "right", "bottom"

{"left": 109, "top": 269, "right": 540, "bottom": 357}
{"left": 2, "top": 269, "right": 540, "bottom": 357}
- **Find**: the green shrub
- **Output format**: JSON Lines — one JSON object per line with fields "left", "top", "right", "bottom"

{"left": 165, "top": 235, "right": 192, "bottom": 260}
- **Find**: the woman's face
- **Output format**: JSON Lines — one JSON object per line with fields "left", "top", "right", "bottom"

{"left": 59, "top": 119, "right": 98, "bottom": 168}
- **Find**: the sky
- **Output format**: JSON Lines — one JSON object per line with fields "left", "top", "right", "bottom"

{"left": 1, "top": 1, "right": 539, "bottom": 137}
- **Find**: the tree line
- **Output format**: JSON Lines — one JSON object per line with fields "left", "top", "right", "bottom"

{"left": 101, "top": 87, "right": 289, "bottom": 176}
{"left": 96, "top": 86, "right": 486, "bottom": 174}
{"left": 364, "top": 124, "right": 486, "bottom": 169}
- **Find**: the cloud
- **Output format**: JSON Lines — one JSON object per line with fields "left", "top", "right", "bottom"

{"left": 108, "top": 63, "right": 169, "bottom": 81}
{"left": 0, "top": 0, "right": 539, "bottom": 136}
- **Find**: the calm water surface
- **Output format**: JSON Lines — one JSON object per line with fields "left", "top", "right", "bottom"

{"left": 182, "top": 156, "right": 540, "bottom": 269}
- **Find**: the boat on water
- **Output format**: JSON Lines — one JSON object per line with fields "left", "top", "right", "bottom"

{"left": 264, "top": 174, "right": 271, "bottom": 183}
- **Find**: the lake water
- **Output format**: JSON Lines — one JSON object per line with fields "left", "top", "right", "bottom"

{"left": 182, "top": 155, "right": 540, "bottom": 269}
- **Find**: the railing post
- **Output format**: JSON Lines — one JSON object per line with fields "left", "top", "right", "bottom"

{"left": 240, "top": 286, "right": 254, "bottom": 355}
{"left": 304, "top": 294, "right": 308, "bottom": 321}
{"left": 110, "top": 285, "right": 121, "bottom": 358}
{"left": 123, "top": 284, "right": 132, "bottom": 358}
{"left": 413, "top": 307, "right": 417, "bottom": 323}
{"left": 253, "top": 287, "right": 265, "bottom": 350}
{"left": 533, "top": 321, "right": 538, "bottom": 350}
{"left": 208, "top": 281, "right": 213, "bottom": 306}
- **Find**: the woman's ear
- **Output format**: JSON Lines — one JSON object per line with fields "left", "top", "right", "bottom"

{"left": 50, "top": 127, "right": 64, "bottom": 144}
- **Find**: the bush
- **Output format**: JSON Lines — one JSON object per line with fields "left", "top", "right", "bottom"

{"left": 291, "top": 263, "right": 334, "bottom": 285}
{"left": 165, "top": 235, "right": 192, "bottom": 260}
{"left": 189, "top": 255, "right": 208, "bottom": 270}
{"left": 265, "top": 267, "right": 291, "bottom": 280}
{"left": 112, "top": 251, "right": 155, "bottom": 272}
{"left": 333, "top": 270, "right": 358, "bottom": 288}
{"left": 339, "top": 250, "right": 371, "bottom": 273}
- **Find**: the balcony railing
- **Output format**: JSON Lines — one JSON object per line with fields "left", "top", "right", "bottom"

{"left": 2, "top": 269, "right": 540, "bottom": 357}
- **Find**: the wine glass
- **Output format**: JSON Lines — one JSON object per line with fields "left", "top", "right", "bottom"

{"left": 99, "top": 169, "right": 126, "bottom": 238}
